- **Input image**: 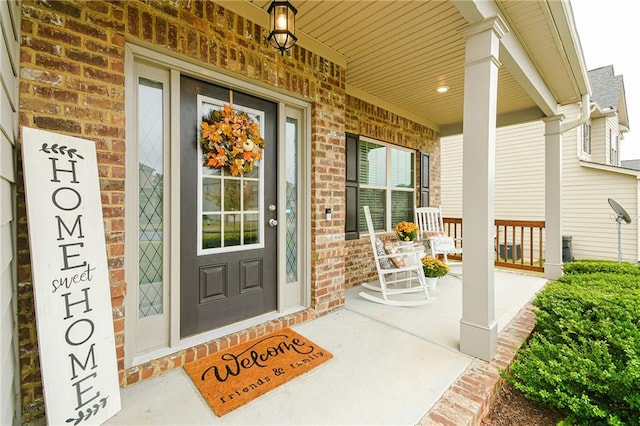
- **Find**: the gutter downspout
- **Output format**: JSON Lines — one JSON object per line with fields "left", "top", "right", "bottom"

{"left": 561, "top": 93, "right": 591, "bottom": 133}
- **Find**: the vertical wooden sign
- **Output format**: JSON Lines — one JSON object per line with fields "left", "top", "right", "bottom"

{"left": 22, "top": 127, "right": 121, "bottom": 425}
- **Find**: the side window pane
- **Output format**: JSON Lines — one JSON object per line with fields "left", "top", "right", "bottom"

{"left": 391, "top": 191, "right": 413, "bottom": 224}
{"left": 224, "top": 214, "right": 241, "bottom": 246}
{"left": 391, "top": 149, "right": 414, "bottom": 188}
{"left": 138, "top": 77, "right": 164, "bottom": 318}
{"left": 244, "top": 213, "right": 259, "bottom": 244}
{"left": 202, "top": 215, "right": 221, "bottom": 249}
{"left": 285, "top": 117, "right": 298, "bottom": 283}
{"left": 224, "top": 179, "right": 241, "bottom": 212}
{"left": 358, "top": 140, "right": 386, "bottom": 186}
{"left": 202, "top": 178, "right": 221, "bottom": 211}
{"left": 359, "top": 189, "right": 385, "bottom": 232}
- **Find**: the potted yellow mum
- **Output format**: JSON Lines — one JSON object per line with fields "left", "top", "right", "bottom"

{"left": 421, "top": 256, "right": 450, "bottom": 290}
{"left": 394, "top": 221, "right": 419, "bottom": 242}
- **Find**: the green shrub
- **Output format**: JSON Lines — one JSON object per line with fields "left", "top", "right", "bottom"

{"left": 507, "top": 333, "right": 640, "bottom": 425}
{"left": 504, "top": 263, "right": 640, "bottom": 425}
{"left": 563, "top": 259, "right": 640, "bottom": 276}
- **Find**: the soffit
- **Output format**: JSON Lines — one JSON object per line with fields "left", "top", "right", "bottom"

{"left": 246, "top": 0, "right": 584, "bottom": 131}
{"left": 496, "top": 0, "right": 582, "bottom": 106}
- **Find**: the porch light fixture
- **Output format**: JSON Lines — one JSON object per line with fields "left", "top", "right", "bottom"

{"left": 436, "top": 86, "right": 449, "bottom": 93}
{"left": 267, "top": 1, "right": 298, "bottom": 54}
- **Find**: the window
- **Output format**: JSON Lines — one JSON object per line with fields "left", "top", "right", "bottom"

{"left": 197, "top": 97, "right": 264, "bottom": 254}
{"left": 125, "top": 59, "right": 172, "bottom": 361}
{"left": 582, "top": 122, "right": 591, "bottom": 154}
{"left": 610, "top": 128, "right": 619, "bottom": 165}
{"left": 285, "top": 115, "right": 299, "bottom": 284}
{"left": 356, "top": 137, "right": 415, "bottom": 233}
{"left": 136, "top": 72, "right": 169, "bottom": 320}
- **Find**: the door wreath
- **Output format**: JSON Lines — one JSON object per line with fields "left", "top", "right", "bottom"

{"left": 200, "top": 104, "right": 266, "bottom": 176}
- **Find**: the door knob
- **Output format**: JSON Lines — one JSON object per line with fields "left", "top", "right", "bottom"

{"left": 268, "top": 218, "right": 278, "bottom": 227}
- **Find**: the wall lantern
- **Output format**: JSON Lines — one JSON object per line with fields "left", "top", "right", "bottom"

{"left": 267, "top": 1, "right": 298, "bottom": 54}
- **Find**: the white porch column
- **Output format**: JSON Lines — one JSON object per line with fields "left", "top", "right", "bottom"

{"left": 459, "top": 16, "right": 507, "bottom": 361}
{"left": 543, "top": 115, "right": 564, "bottom": 279}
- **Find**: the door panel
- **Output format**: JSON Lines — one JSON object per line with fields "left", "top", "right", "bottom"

{"left": 180, "top": 75, "right": 277, "bottom": 338}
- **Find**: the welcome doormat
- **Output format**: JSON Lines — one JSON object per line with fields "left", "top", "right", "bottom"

{"left": 184, "top": 328, "right": 333, "bottom": 416}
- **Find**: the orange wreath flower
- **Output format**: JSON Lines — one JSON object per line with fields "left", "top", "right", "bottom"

{"left": 200, "top": 104, "right": 266, "bottom": 176}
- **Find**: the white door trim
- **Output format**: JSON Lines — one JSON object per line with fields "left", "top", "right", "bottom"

{"left": 124, "top": 43, "right": 311, "bottom": 368}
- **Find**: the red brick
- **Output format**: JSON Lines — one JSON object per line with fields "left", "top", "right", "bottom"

{"left": 141, "top": 364, "right": 155, "bottom": 380}
{"left": 66, "top": 18, "right": 108, "bottom": 40}
{"left": 113, "top": 318, "right": 124, "bottom": 333}
{"left": 33, "top": 116, "right": 81, "bottom": 133}
{"left": 126, "top": 369, "right": 140, "bottom": 385}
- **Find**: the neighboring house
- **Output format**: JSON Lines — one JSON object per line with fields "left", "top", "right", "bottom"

{"left": 1, "top": 0, "right": 593, "bottom": 422}
{"left": 441, "top": 65, "right": 637, "bottom": 263}
{"left": 621, "top": 159, "right": 640, "bottom": 170}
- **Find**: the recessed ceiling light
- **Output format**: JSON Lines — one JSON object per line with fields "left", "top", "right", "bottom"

{"left": 436, "top": 86, "right": 449, "bottom": 93}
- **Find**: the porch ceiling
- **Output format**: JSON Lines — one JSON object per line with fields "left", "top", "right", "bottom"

{"left": 234, "top": 0, "right": 588, "bottom": 134}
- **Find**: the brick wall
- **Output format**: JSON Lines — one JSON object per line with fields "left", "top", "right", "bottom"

{"left": 18, "top": 0, "right": 128, "bottom": 420}
{"left": 344, "top": 95, "right": 440, "bottom": 289}
{"left": 17, "top": 0, "right": 438, "bottom": 421}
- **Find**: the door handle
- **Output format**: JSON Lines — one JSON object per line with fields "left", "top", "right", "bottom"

{"left": 268, "top": 218, "right": 278, "bottom": 227}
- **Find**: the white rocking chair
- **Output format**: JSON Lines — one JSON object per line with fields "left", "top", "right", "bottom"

{"left": 415, "top": 206, "right": 463, "bottom": 264}
{"left": 358, "top": 206, "right": 433, "bottom": 306}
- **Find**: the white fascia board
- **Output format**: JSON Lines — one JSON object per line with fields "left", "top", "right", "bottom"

{"left": 546, "top": 0, "right": 591, "bottom": 96}
{"left": 580, "top": 160, "right": 640, "bottom": 177}
{"left": 452, "top": 0, "right": 557, "bottom": 116}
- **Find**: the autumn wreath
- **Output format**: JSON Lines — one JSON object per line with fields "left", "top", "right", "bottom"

{"left": 200, "top": 104, "right": 266, "bottom": 176}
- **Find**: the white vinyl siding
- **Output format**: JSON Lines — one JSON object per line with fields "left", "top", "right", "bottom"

{"left": 440, "top": 138, "right": 462, "bottom": 218}
{"left": 0, "top": 1, "right": 20, "bottom": 424}
{"left": 441, "top": 103, "right": 639, "bottom": 263}
{"left": 441, "top": 120, "right": 545, "bottom": 221}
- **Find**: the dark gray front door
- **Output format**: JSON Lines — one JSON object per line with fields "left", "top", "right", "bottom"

{"left": 180, "top": 75, "right": 277, "bottom": 338}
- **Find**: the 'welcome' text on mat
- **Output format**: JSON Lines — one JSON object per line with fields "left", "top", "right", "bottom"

{"left": 184, "top": 328, "right": 333, "bottom": 416}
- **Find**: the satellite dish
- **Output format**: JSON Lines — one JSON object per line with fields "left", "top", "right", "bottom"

{"left": 608, "top": 198, "right": 631, "bottom": 263}
{"left": 608, "top": 198, "right": 631, "bottom": 224}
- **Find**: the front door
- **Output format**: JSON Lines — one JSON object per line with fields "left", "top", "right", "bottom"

{"left": 180, "top": 75, "right": 278, "bottom": 338}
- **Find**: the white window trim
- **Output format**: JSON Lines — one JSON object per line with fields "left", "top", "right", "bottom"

{"left": 124, "top": 43, "right": 312, "bottom": 368}
{"left": 577, "top": 121, "right": 591, "bottom": 162}
{"left": 124, "top": 61, "right": 173, "bottom": 361}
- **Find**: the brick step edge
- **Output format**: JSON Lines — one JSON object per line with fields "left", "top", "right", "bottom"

{"left": 417, "top": 303, "right": 537, "bottom": 426}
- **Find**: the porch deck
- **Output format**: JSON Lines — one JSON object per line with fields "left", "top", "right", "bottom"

{"left": 104, "top": 267, "right": 547, "bottom": 425}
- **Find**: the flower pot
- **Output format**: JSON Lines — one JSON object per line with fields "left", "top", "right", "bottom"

{"left": 398, "top": 241, "right": 414, "bottom": 248}
{"left": 426, "top": 277, "right": 438, "bottom": 291}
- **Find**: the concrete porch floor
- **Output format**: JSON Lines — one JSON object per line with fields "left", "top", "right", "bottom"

{"left": 104, "top": 267, "right": 547, "bottom": 425}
